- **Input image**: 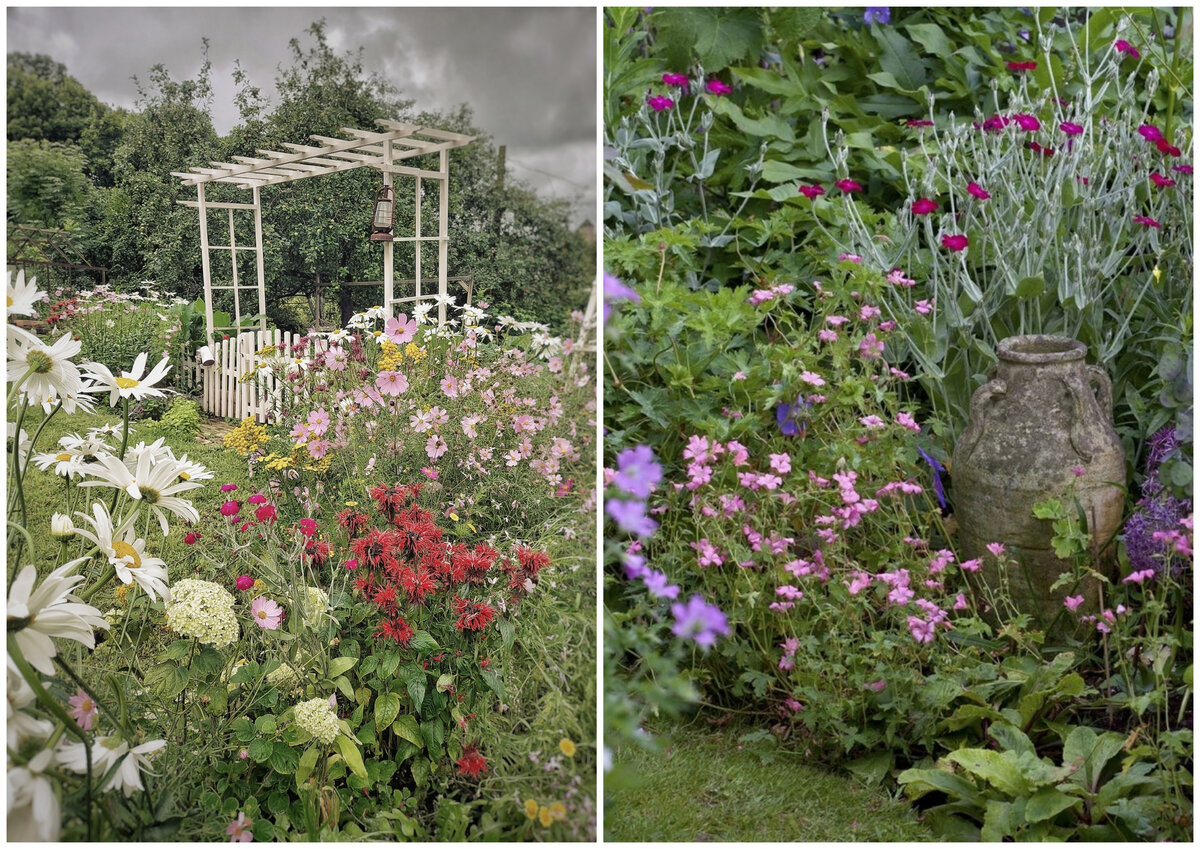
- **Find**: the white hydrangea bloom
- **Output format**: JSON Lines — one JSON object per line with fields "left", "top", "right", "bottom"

{"left": 164, "top": 579, "right": 238, "bottom": 647}
{"left": 293, "top": 697, "right": 339, "bottom": 745}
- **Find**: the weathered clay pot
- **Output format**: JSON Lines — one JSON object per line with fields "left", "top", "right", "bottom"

{"left": 952, "top": 335, "right": 1126, "bottom": 630}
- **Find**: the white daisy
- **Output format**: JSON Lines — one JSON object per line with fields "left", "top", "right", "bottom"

{"left": 431, "top": 292, "right": 456, "bottom": 308}
{"left": 7, "top": 557, "right": 109, "bottom": 676}
{"left": 6, "top": 326, "right": 85, "bottom": 409}
{"left": 82, "top": 352, "right": 172, "bottom": 407}
{"left": 31, "top": 450, "right": 87, "bottom": 479}
{"left": 73, "top": 503, "right": 171, "bottom": 602}
{"left": 58, "top": 736, "right": 167, "bottom": 797}
{"left": 165, "top": 448, "right": 213, "bottom": 483}
{"left": 412, "top": 302, "right": 434, "bottom": 324}
{"left": 6, "top": 270, "right": 46, "bottom": 319}
{"left": 6, "top": 748, "right": 61, "bottom": 841}
{"left": 77, "top": 452, "right": 202, "bottom": 536}
{"left": 7, "top": 423, "right": 32, "bottom": 465}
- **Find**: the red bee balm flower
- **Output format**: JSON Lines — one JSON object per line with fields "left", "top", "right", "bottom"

{"left": 940, "top": 234, "right": 969, "bottom": 251}
{"left": 456, "top": 745, "right": 488, "bottom": 778}
{"left": 799, "top": 184, "right": 825, "bottom": 199}
{"left": 646, "top": 94, "right": 674, "bottom": 112}
{"left": 706, "top": 79, "right": 732, "bottom": 95}
{"left": 835, "top": 178, "right": 863, "bottom": 193}
{"left": 966, "top": 182, "right": 991, "bottom": 200}
{"left": 911, "top": 198, "right": 938, "bottom": 215}
{"left": 1007, "top": 60, "right": 1037, "bottom": 72}
{"left": 1150, "top": 172, "right": 1177, "bottom": 189}
{"left": 1132, "top": 215, "right": 1161, "bottom": 229}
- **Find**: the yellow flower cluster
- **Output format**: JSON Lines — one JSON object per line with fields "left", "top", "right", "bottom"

{"left": 256, "top": 344, "right": 277, "bottom": 357}
{"left": 164, "top": 579, "right": 239, "bottom": 647}
{"left": 294, "top": 697, "right": 339, "bottom": 746}
{"left": 378, "top": 340, "right": 403, "bottom": 372}
{"left": 523, "top": 799, "right": 567, "bottom": 827}
{"left": 404, "top": 342, "right": 427, "bottom": 362}
{"left": 260, "top": 452, "right": 293, "bottom": 471}
{"left": 223, "top": 417, "right": 270, "bottom": 457}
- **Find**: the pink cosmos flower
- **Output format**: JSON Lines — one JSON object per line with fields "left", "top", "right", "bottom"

{"left": 236, "top": 575, "right": 254, "bottom": 591}
{"left": 422, "top": 467, "right": 439, "bottom": 480}
{"left": 835, "top": 178, "right": 863, "bottom": 193}
{"left": 440, "top": 375, "right": 460, "bottom": 398}
{"left": 1063, "top": 595, "right": 1085, "bottom": 612}
{"left": 662, "top": 72, "right": 689, "bottom": 87}
{"left": 647, "top": 94, "right": 674, "bottom": 112}
{"left": 940, "top": 234, "right": 969, "bottom": 251}
{"left": 1060, "top": 121, "right": 1084, "bottom": 136}
{"left": 227, "top": 812, "right": 253, "bottom": 842}
{"left": 68, "top": 690, "right": 97, "bottom": 731}
{"left": 1133, "top": 215, "right": 1161, "bottom": 229}
{"left": 323, "top": 346, "right": 347, "bottom": 371}
{"left": 966, "top": 181, "right": 991, "bottom": 200}
{"left": 706, "top": 79, "right": 732, "bottom": 95}
{"left": 1013, "top": 113, "right": 1040, "bottom": 132}
{"left": 384, "top": 314, "right": 417, "bottom": 344}
{"left": 307, "top": 439, "right": 329, "bottom": 460}
{"left": 306, "top": 408, "right": 330, "bottom": 436}
{"left": 376, "top": 370, "right": 409, "bottom": 396}
{"left": 425, "top": 435, "right": 448, "bottom": 460}
{"left": 251, "top": 596, "right": 284, "bottom": 630}
{"left": 911, "top": 198, "right": 938, "bottom": 215}
{"left": 799, "top": 184, "right": 825, "bottom": 199}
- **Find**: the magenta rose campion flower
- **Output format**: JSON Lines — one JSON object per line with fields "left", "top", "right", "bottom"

{"left": 940, "top": 234, "right": 969, "bottom": 251}
{"left": 1150, "top": 173, "right": 1177, "bottom": 189}
{"left": 966, "top": 181, "right": 991, "bottom": 200}
{"left": 1060, "top": 121, "right": 1084, "bottom": 136}
{"left": 662, "top": 72, "right": 689, "bottom": 87}
{"left": 1007, "top": 60, "right": 1037, "bottom": 72}
{"left": 705, "top": 79, "right": 732, "bottom": 96}
{"left": 1133, "top": 215, "right": 1162, "bottom": 229}
{"left": 835, "top": 178, "right": 863, "bottom": 193}
{"left": 1114, "top": 39, "right": 1140, "bottom": 58}
{"left": 236, "top": 575, "right": 254, "bottom": 591}
{"left": 1013, "top": 113, "right": 1041, "bottom": 132}
{"left": 798, "top": 184, "right": 825, "bottom": 199}
{"left": 911, "top": 198, "right": 938, "bottom": 215}
{"left": 646, "top": 94, "right": 674, "bottom": 112}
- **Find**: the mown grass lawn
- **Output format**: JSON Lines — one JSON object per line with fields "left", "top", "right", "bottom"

{"left": 606, "top": 718, "right": 936, "bottom": 842}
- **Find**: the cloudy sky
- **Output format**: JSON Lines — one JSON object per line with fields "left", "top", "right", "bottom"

{"left": 7, "top": 5, "right": 597, "bottom": 225}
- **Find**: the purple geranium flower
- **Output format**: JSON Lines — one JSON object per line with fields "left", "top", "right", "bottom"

{"left": 643, "top": 569, "right": 681, "bottom": 600}
{"left": 606, "top": 498, "right": 659, "bottom": 538}
{"left": 670, "top": 595, "right": 730, "bottom": 648}
{"left": 776, "top": 397, "right": 810, "bottom": 437}
{"left": 614, "top": 444, "right": 663, "bottom": 499}
{"left": 863, "top": 7, "right": 890, "bottom": 25}
{"left": 603, "top": 272, "right": 641, "bottom": 324}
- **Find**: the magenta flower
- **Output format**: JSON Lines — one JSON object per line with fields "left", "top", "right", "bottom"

{"left": 251, "top": 596, "right": 284, "bottom": 630}
{"left": 940, "top": 233, "right": 969, "bottom": 251}
{"left": 384, "top": 314, "right": 417, "bottom": 345}
{"left": 1138, "top": 124, "right": 1164, "bottom": 143}
{"left": 911, "top": 197, "right": 938, "bottom": 215}
{"left": 1028, "top": 141, "right": 1055, "bottom": 157}
{"left": 1007, "top": 60, "right": 1037, "bottom": 72}
{"left": 705, "top": 79, "right": 732, "bottom": 96}
{"left": 1060, "top": 121, "right": 1084, "bottom": 136}
{"left": 959, "top": 558, "right": 982, "bottom": 573}
{"left": 835, "top": 178, "right": 863, "bottom": 193}
{"left": 907, "top": 616, "right": 936, "bottom": 644}
{"left": 1155, "top": 138, "right": 1182, "bottom": 156}
{"left": 220, "top": 500, "right": 241, "bottom": 517}
{"left": 662, "top": 72, "right": 689, "bottom": 87}
{"left": 248, "top": 493, "right": 267, "bottom": 505}
{"left": 798, "top": 184, "right": 825, "bottom": 199}
{"left": 670, "top": 594, "right": 730, "bottom": 648}
{"left": 986, "top": 542, "right": 1006, "bottom": 557}
{"left": 235, "top": 575, "right": 254, "bottom": 591}
{"left": 220, "top": 483, "right": 238, "bottom": 493}
{"left": 980, "top": 114, "right": 1010, "bottom": 132}
{"left": 67, "top": 690, "right": 97, "bottom": 731}
{"left": 1133, "top": 215, "right": 1162, "bottom": 229}
{"left": 906, "top": 119, "right": 934, "bottom": 128}
{"left": 1150, "top": 172, "right": 1177, "bottom": 189}
{"left": 1063, "top": 595, "right": 1085, "bottom": 612}
{"left": 966, "top": 181, "right": 991, "bottom": 200}
{"left": 914, "top": 298, "right": 934, "bottom": 315}
{"left": 614, "top": 444, "right": 664, "bottom": 499}
{"left": 646, "top": 94, "right": 674, "bottom": 112}
{"left": 1173, "top": 164, "right": 1194, "bottom": 174}
{"left": 227, "top": 812, "right": 253, "bottom": 842}
{"left": 1114, "top": 39, "right": 1140, "bottom": 58}
{"left": 1013, "top": 113, "right": 1040, "bottom": 132}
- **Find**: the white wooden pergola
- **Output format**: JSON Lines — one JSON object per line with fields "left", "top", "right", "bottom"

{"left": 173, "top": 119, "right": 474, "bottom": 344}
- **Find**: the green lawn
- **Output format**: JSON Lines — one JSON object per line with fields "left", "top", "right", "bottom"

{"left": 606, "top": 718, "right": 936, "bottom": 842}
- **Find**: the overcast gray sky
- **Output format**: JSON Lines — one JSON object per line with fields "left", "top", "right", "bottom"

{"left": 7, "top": 5, "right": 597, "bottom": 225}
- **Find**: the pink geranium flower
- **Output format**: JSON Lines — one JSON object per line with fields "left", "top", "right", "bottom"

{"left": 986, "top": 542, "right": 1006, "bottom": 557}
{"left": 251, "top": 596, "right": 284, "bottom": 630}
{"left": 68, "top": 690, "right": 97, "bottom": 731}
{"left": 384, "top": 314, "right": 417, "bottom": 345}
{"left": 1063, "top": 595, "right": 1085, "bottom": 612}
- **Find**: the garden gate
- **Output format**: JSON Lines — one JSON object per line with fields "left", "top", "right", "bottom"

{"left": 174, "top": 120, "right": 474, "bottom": 419}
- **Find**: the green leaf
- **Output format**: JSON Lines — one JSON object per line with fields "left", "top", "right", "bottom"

{"left": 160, "top": 640, "right": 192, "bottom": 662}
{"left": 231, "top": 717, "right": 255, "bottom": 743}
{"left": 147, "top": 662, "right": 189, "bottom": 700}
{"left": 333, "top": 734, "right": 368, "bottom": 779}
{"left": 248, "top": 738, "right": 273, "bottom": 763}
{"left": 1016, "top": 276, "right": 1045, "bottom": 298}
{"left": 410, "top": 757, "right": 430, "bottom": 788}
{"left": 479, "top": 667, "right": 507, "bottom": 701}
{"left": 229, "top": 661, "right": 260, "bottom": 685}
{"left": 761, "top": 160, "right": 828, "bottom": 184}
{"left": 731, "top": 66, "right": 801, "bottom": 98}
{"left": 379, "top": 650, "right": 401, "bottom": 678}
{"left": 410, "top": 630, "right": 439, "bottom": 654}
{"left": 656, "top": 7, "right": 763, "bottom": 71}
{"left": 435, "top": 673, "right": 455, "bottom": 693}
{"left": 711, "top": 97, "right": 795, "bottom": 142}
{"left": 497, "top": 619, "right": 515, "bottom": 653}
{"left": 846, "top": 750, "right": 893, "bottom": 785}
{"left": 375, "top": 691, "right": 401, "bottom": 733}
{"left": 328, "top": 656, "right": 358, "bottom": 678}
{"left": 945, "top": 748, "right": 1031, "bottom": 796}
{"left": 251, "top": 819, "right": 275, "bottom": 842}
{"left": 201, "top": 684, "right": 228, "bottom": 716}
{"left": 392, "top": 714, "right": 424, "bottom": 748}
{"left": 267, "top": 791, "right": 290, "bottom": 815}
{"left": 269, "top": 742, "right": 298, "bottom": 775}
{"left": 905, "top": 22, "right": 953, "bottom": 57}
{"left": 420, "top": 718, "right": 444, "bottom": 753}
{"left": 1025, "top": 787, "right": 1079, "bottom": 823}
{"left": 295, "top": 746, "right": 320, "bottom": 787}
{"left": 255, "top": 715, "right": 277, "bottom": 736}
{"left": 874, "top": 25, "right": 928, "bottom": 91}
{"left": 407, "top": 676, "right": 426, "bottom": 714}
{"left": 191, "top": 646, "right": 224, "bottom": 677}
{"left": 334, "top": 676, "right": 354, "bottom": 701}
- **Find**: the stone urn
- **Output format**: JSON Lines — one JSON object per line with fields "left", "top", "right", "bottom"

{"left": 952, "top": 335, "right": 1126, "bottom": 630}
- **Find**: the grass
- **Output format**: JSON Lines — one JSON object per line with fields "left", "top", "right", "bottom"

{"left": 605, "top": 717, "right": 937, "bottom": 842}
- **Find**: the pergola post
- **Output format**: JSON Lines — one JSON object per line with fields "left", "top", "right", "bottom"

{"left": 438, "top": 149, "right": 450, "bottom": 326}
{"left": 253, "top": 186, "right": 266, "bottom": 331}
{"left": 197, "top": 183, "right": 215, "bottom": 347}
{"left": 383, "top": 138, "right": 394, "bottom": 316}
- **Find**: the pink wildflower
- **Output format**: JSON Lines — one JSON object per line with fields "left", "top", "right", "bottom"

{"left": 251, "top": 596, "right": 284, "bottom": 630}
{"left": 67, "top": 690, "right": 97, "bottom": 731}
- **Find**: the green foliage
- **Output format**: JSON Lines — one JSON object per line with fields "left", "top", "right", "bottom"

{"left": 6, "top": 139, "right": 93, "bottom": 228}
{"left": 154, "top": 399, "right": 202, "bottom": 437}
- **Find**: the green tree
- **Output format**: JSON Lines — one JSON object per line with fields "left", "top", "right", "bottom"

{"left": 6, "top": 139, "right": 92, "bottom": 228}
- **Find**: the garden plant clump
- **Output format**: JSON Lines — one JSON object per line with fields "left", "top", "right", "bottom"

{"left": 6, "top": 269, "right": 597, "bottom": 841}
{"left": 604, "top": 6, "right": 1191, "bottom": 842}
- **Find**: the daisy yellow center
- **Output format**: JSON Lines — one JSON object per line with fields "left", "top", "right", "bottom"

{"left": 179, "top": 472, "right": 191, "bottom": 481}
{"left": 6, "top": 295, "right": 12, "bottom": 306}
{"left": 112, "top": 540, "right": 142, "bottom": 568}
{"left": 137, "top": 485, "right": 161, "bottom": 504}
{"left": 26, "top": 350, "right": 53, "bottom": 374}
{"left": 56, "top": 452, "right": 73, "bottom": 461}
{"left": 115, "top": 376, "right": 140, "bottom": 389}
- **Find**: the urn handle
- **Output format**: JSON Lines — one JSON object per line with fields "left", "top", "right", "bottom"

{"left": 1063, "top": 372, "right": 1105, "bottom": 463}
{"left": 956, "top": 378, "right": 1007, "bottom": 464}
{"left": 1086, "top": 364, "right": 1113, "bottom": 418}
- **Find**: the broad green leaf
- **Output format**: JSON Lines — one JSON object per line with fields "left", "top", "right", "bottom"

{"left": 328, "top": 656, "right": 358, "bottom": 677}
{"left": 711, "top": 98, "right": 795, "bottom": 142}
{"left": 420, "top": 718, "right": 444, "bottom": 753}
{"left": 1016, "top": 276, "right": 1045, "bottom": 298}
{"left": 375, "top": 691, "right": 401, "bottom": 733}
{"left": 334, "top": 675, "right": 354, "bottom": 700}
{"left": 989, "top": 722, "right": 1035, "bottom": 756}
{"left": 147, "top": 662, "right": 189, "bottom": 700}
{"left": 945, "top": 748, "right": 1031, "bottom": 797}
{"left": 731, "top": 66, "right": 802, "bottom": 97}
{"left": 334, "top": 734, "right": 368, "bottom": 779}
{"left": 480, "top": 667, "right": 507, "bottom": 700}
{"left": 410, "top": 757, "right": 430, "bottom": 788}
{"left": 905, "top": 22, "right": 953, "bottom": 57}
{"left": 392, "top": 714, "right": 424, "bottom": 748}
{"left": 436, "top": 673, "right": 455, "bottom": 693}
{"left": 410, "top": 630, "right": 439, "bottom": 654}
{"left": 1025, "top": 787, "right": 1079, "bottom": 823}
{"left": 655, "top": 7, "right": 763, "bottom": 71}
{"left": 192, "top": 646, "right": 224, "bottom": 677}
{"left": 295, "top": 746, "right": 320, "bottom": 787}
{"left": 874, "top": 25, "right": 928, "bottom": 91}
{"left": 269, "top": 742, "right": 298, "bottom": 775}
{"left": 407, "top": 676, "right": 426, "bottom": 714}
{"left": 898, "top": 767, "right": 985, "bottom": 807}
{"left": 229, "top": 661, "right": 260, "bottom": 685}
{"left": 247, "top": 738, "right": 273, "bottom": 763}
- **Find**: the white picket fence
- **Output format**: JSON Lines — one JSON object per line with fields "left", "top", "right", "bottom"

{"left": 182, "top": 329, "right": 329, "bottom": 423}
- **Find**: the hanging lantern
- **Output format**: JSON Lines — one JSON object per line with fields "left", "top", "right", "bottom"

{"left": 369, "top": 185, "right": 395, "bottom": 242}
